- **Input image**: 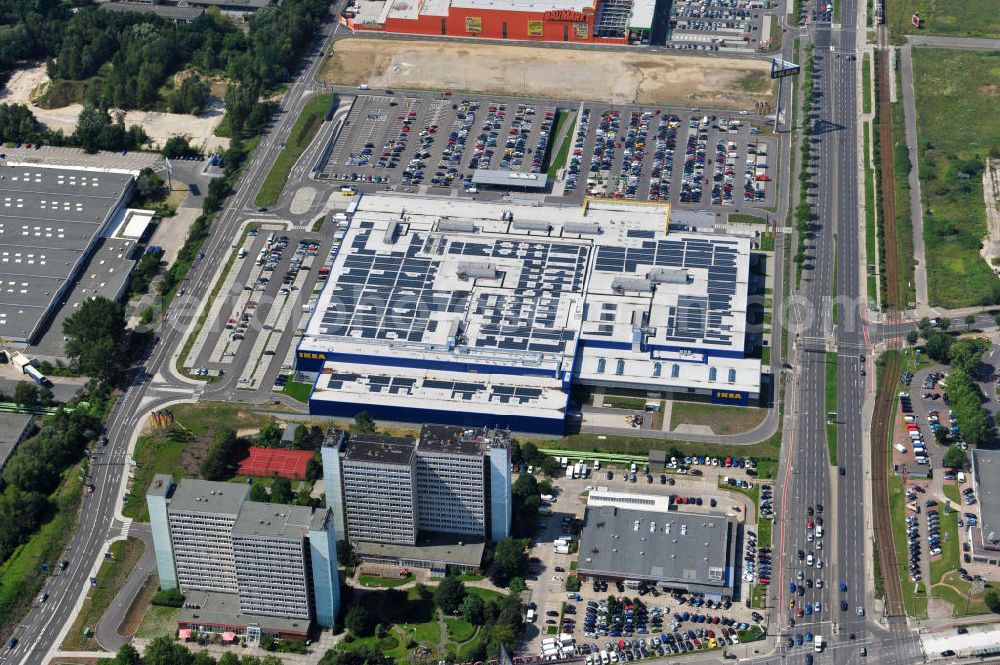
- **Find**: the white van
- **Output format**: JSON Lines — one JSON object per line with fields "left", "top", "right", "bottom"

{"left": 894, "top": 443, "right": 908, "bottom": 453}
{"left": 958, "top": 471, "right": 967, "bottom": 483}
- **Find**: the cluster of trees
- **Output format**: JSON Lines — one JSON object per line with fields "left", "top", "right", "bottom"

{"left": 10, "top": 381, "right": 55, "bottom": 409}
{"left": 0, "top": 408, "right": 101, "bottom": 562}
{"left": 102, "top": 639, "right": 286, "bottom": 665}
{"left": 0, "top": 103, "right": 46, "bottom": 144}
{"left": 793, "top": 44, "right": 816, "bottom": 268}
{"left": 987, "top": 587, "right": 1000, "bottom": 614}
{"left": 339, "top": 579, "right": 523, "bottom": 663}
{"left": 200, "top": 429, "right": 248, "bottom": 480}
{"left": 63, "top": 296, "right": 129, "bottom": 386}
{"left": 511, "top": 440, "right": 561, "bottom": 477}
{"left": 910, "top": 320, "right": 993, "bottom": 448}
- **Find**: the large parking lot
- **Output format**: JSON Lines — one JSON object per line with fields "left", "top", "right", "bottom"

{"left": 315, "top": 93, "right": 776, "bottom": 211}
{"left": 318, "top": 93, "right": 561, "bottom": 190}
{"left": 668, "top": 0, "right": 764, "bottom": 49}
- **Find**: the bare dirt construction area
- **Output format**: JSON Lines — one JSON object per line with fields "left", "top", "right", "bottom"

{"left": 0, "top": 62, "right": 229, "bottom": 152}
{"left": 321, "top": 38, "right": 773, "bottom": 110}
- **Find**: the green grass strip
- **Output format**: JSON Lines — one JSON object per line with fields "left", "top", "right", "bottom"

{"left": 255, "top": 94, "right": 332, "bottom": 207}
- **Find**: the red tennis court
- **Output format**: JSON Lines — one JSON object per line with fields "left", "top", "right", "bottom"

{"left": 237, "top": 447, "right": 312, "bottom": 480}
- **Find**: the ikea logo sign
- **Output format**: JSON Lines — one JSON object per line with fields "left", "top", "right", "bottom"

{"left": 712, "top": 390, "right": 749, "bottom": 405}
{"left": 298, "top": 352, "right": 325, "bottom": 360}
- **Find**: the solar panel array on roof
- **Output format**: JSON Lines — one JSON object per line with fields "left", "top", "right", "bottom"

{"left": 317, "top": 225, "right": 590, "bottom": 354}
{"left": 594, "top": 237, "right": 740, "bottom": 347}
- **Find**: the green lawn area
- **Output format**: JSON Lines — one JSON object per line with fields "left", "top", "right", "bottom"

{"left": 929, "top": 509, "right": 959, "bottom": 584}
{"left": 728, "top": 213, "right": 767, "bottom": 224}
{"left": 912, "top": 48, "right": 1000, "bottom": 308}
{"left": 943, "top": 482, "right": 961, "bottom": 505}
{"left": 602, "top": 395, "right": 647, "bottom": 410}
{"left": 445, "top": 617, "right": 476, "bottom": 642}
{"left": 358, "top": 574, "right": 415, "bottom": 588}
{"left": 534, "top": 428, "right": 782, "bottom": 462}
{"left": 825, "top": 352, "right": 838, "bottom": 465}
{"left": 862, "top": 54, "right": 872, "bottom": 115}
{"left": 170, "top": 402, "right": 270, "bottom": 435}
{"left": 281, "top": 380, "right": 313, "bottom": 403}
{"left": 456, "top": 573, "right": 485, "bottom": 582}
{"left": 932, "top": 572, "right": 995, "bottom": 616}
{"left": 0, "top": 464, "right": 84, "bottom": 640}
{"left": 760, "top": 231, "right": 775, "bottom": 252}
{"left": 864, "top": 121, "right": 878, "bottom": 306}
{"left": 62, "top": 538, "right": 146, "bottom": 650}
{"left": 889, "top": 88, "right": 916, "bottom": 308}
{"left": 123, "top": 432, "right": 187, "bottom": 522}
{"left": 136, "top": 605, "right": 179, "bottom": 640}
{"left": 888, "top": 473, "right": 929, "bottom": 617}
{"left": 669, "top": 402, "right": 768, "bottom": 435}
{"left": 886, "top": 0, "right": 1000, "bottom": 39}
{"left": 465, "top": 587, "right": 504, "bottom": 603}
{"left": 546, "top": 110, "right": 575, "bottom": 179}
{"left": 254, "top": 94, "right": 332, "bottom": 207}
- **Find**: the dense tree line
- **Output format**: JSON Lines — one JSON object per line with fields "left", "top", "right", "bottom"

{"left": 101, "top": 639, "right": 287, "bottom": 665}
{"left": 0, "top": 408, "right": 100, "bottom": 562}
{"left": 63, "top": 296, "right": 129, "bottom": 385}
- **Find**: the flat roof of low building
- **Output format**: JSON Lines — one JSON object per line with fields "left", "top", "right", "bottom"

{"left": 577, "top": 503, "right": 733, "bottom": 589}
{"left": 0, "top": 163, "right": 133, "bottom": 343}
{"left": 354, "top": 532, "right": 485, "bottom": 568}
{"left": 972, "top": 449, "right": 1000, "bottom": 547}
{"left": 471, "top": 170, "right": 548, "bottom": 189}
{"left": 232, "top": 502, "right": 314, "bottom": 540}
{"left": 627, "top": 0, "right": 656, "bottom": 29}
{"left": 167, "top": 479, "right": 249, "bottom": 516}
{"left": 146, "top": 474, "right": 175, "bottom": 500}
{"left": 100, "top": 1, "right": 205, "bottom": 20}
{"left": 342, "top": 433, "right": 416, "bottom": 466}
{"left": 0, "top": 413, "right": 34, "bottom": 471}
{"left": 178, "top": 591, "right": 310, "bottom": 635}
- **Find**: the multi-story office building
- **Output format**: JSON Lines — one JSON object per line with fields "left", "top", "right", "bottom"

{"left": 339, "top": 434, "right": 419, "bottom": 545}
{"left": 416, "top": 425, "right": 491, "bottom": 536}
{"left": 232, "top": 503, "right": 314, "bottom": 620}
{"left": 321, "top": 425, "right": 512, "bottom": 569}
{"left": 146, "top": 476, "right": 339, "bottom": 639}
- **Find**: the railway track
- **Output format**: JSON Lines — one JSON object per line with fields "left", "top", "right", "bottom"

{"left": 870, "top": 24, "right": 907, "bottom": 619}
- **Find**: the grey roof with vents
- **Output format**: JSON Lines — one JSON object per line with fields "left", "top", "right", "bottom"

{"left": 577, "top": 505, "right": 734, "bottom": 591}
{"left": 166, "top": 479, "right": 250, "bottom": 516}
{"left": 0, "top": 164, "right": 133, "bottom": 342}
{"left": 232, "top": 501, "right": 314, "bottom": 540}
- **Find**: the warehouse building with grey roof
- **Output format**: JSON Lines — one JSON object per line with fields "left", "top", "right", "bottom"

{"left": 0, "top": 163, "right": 137, "bottom": 344}
{"left": 576, "top": 490, "right": 737, "bottom": 600}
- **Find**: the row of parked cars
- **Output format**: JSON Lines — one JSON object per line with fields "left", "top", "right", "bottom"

{"left": 679, "top": 118, "right": 707, "bottom": 203}
{"left": 744, "top": 530, "right": 768, "bottom": 584}
{"left": 469, "top": 102, "right": 507, "bottom": 171}
{"left": 565, "top": 109, "right": 590, "bottom": 192}
{"left": 647, "top": 114, "right": 678, "bottom": 201}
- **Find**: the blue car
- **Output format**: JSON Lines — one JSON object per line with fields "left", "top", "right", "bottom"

{"left": 795, "top": 634, "right": 803, "bottom": 646}
{"left": 806, "top": 632, "right": 813, "bottom": 642}
{"left": 790, "top": 582, "right": 797, "bottom": 593}
{"left": 840, "top": 582, "right": 848, "bottom": 592}
{"left": 805, "top": 604, "right": 813, "bottom": 615}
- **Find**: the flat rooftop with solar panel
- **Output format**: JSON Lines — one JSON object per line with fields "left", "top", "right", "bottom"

{"left": 0, "top": 162, "right": 145, "bottom": 345}
{"left": 296, "top": 193, "right": 761, "bottom": 434}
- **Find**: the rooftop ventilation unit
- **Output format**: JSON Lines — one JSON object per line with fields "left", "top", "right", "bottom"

{"left": 439, "top": 219, "right": 476, "bottom": 233}
{"left": 648, "top": 268, "right": 689, "bottom": 284}
{"left": 512, "top": 220, "right": 550, "bottom": 232}
{"left": 564, "top": 222, "right": 601, "bottom": 234}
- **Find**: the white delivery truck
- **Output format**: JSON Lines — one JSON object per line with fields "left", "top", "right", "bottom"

{"left": 566, "top": 466, "right": 574, "bottom": 479}
{"left": 555, "top": 544, "right": 570, "bottom": 555}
